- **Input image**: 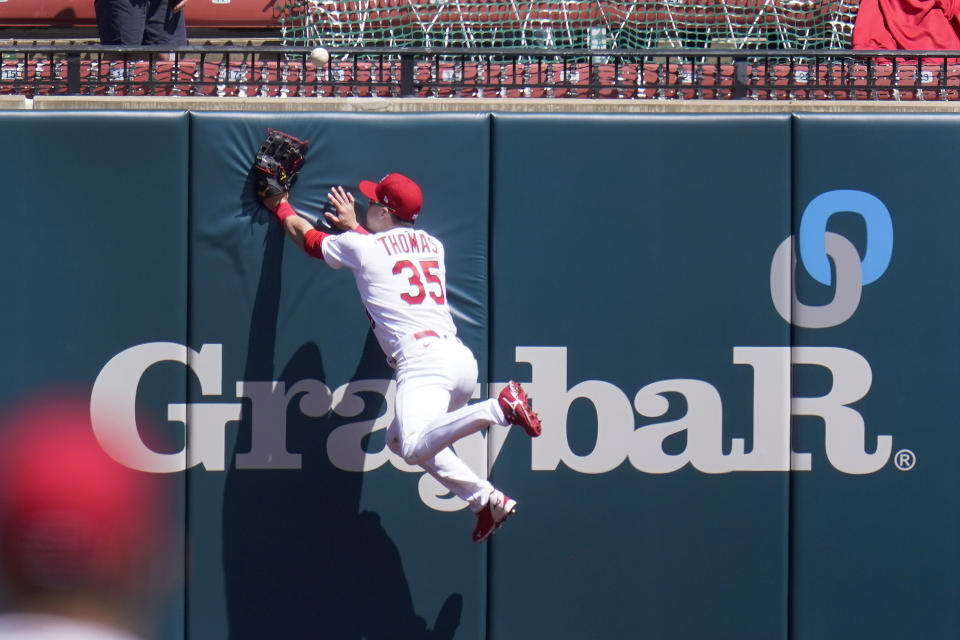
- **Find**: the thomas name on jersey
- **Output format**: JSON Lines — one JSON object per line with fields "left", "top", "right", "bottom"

{"left": 376, "top": 230, "right": 439, "bottom": 256}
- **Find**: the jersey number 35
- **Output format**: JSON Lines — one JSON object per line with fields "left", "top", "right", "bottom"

{"left": 393, "top": 259, "right": 446, "bottom": 305}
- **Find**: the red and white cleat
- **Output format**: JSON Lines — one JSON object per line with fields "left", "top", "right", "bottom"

{"left": 472, "top": 491, "right": 517, "bottom": 543}
{"left": 498, "top": 381, "right": 541, "bottom": 437}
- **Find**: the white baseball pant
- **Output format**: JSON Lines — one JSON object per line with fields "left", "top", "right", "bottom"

{"left": 386, "top": 335, "right": 507, "bottom": 512}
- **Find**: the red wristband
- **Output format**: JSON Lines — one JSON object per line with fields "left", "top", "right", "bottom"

{"left": 304, "top": 229, "right": 329, "bottom": 260}
{"left": 275, "top": 201, "right": 296, "bottom": 222}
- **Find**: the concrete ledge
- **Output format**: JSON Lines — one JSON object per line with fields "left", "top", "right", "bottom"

{"left": 0, "top": 96, "right": 30, "bottom": 110}
{"left": 27, "top": 95, "right": 960, "bottom": 113}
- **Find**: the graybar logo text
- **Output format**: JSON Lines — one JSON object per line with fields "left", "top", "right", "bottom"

{"left": 91, "top": 343, "right": 889, "bottom": 512}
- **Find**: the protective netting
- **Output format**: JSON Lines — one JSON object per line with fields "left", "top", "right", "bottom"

{"left": 274, "top": 0, "right": 860, "bottom": 51}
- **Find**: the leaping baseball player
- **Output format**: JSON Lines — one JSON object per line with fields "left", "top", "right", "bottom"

{"left": 260, "top": 168, "right": 541, "bottom": 543}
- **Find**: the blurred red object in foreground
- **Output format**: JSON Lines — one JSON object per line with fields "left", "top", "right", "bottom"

{"left": 0, "top": 389, "right": 171, "bottom": 639}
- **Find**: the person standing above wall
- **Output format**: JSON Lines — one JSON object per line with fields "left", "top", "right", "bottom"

{"left": 853, "top": 0, "right": 960, "bottom": 61}
{"left": 95, "top": 0, "right": 187, "bottom": 46}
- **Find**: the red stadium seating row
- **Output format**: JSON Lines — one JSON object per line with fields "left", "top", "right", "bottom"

{"left": 3, "top": 59, "right": 958, "bottom": 100}
{"left": 0, "top": 59, "right": 392, "bottom": 97}
{"left": 0, "top": 0, "right": 274, "bottom": 29}
{"left": 415, "top": 61, "right": 960, "bottom": 100}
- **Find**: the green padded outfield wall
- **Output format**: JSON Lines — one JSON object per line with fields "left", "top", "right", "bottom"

{"left": 0, "top": 112, "right": 189, "bottom": 640}
{"left": 186, "top": 112, "right": 491, "bottom": 640}
{"left": 788, "top": 114, "right": 960, "bottom": 639}
{"left": 0, "top": 111, "right": 956, "bottom": 640}
{"left": 488, "top": 114, "right": 793, "bottom": 639}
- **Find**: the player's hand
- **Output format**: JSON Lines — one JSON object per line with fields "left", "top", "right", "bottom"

{"left": 326, "top": 186, "right": 359, "bottom": 231}
{"left": 262, "top": 192, "right": 287, "bottom": 213}
{"left": 173, "top": 0, "right": 188, "bottom": 11}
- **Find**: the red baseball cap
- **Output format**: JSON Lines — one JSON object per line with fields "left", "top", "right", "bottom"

{"left": 358, "top": 173, "right": 423, "bottom": 222}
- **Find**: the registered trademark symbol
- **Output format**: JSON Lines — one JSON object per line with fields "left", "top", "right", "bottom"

{"left": 894, "top": 449, "right": 916, "bottom": 471}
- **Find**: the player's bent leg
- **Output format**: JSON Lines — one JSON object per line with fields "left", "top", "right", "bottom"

{"left": 391, "top": 384, "right": 453, "bottom": 465}
{"left": 419, "top": 451, "right": 516, "bottom": 543}
{"left": 472, "top": 490, "right": 517, "bottom": 543}
{"left": 390, "top": 344, "right": 527, "bottom": 542}
{"left": 419, "top": 448, "right": 494, "bottom": 511}
{"left": 393, "top": 374, "right": 502, "bottom": 466}
{"left": 406, "top": 399, "right": 503, "bottom": 465}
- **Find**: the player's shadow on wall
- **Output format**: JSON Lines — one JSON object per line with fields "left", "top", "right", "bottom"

{"left": 221, "top": 224, "right": 461, "bottom": 639}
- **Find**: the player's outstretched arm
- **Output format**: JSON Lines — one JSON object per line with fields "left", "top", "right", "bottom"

{"left": 262, "top": 193, "right": 314, "bottom": 250}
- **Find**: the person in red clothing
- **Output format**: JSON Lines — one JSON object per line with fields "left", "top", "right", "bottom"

{"left": 854, "top": 0, "right": 960, "bottom": 62}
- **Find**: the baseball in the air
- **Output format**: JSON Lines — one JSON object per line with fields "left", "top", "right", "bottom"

{"left": 310, "top": 47, "right": 330, "bottom": 67}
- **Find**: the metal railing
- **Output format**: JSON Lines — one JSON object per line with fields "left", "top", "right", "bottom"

{"left": 3, "top": 46, "right": 960, "bottom": 100}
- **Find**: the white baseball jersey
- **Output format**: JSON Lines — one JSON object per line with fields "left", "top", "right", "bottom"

{"left": 321, "top": 227, "right": 458, "bottom": 357}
